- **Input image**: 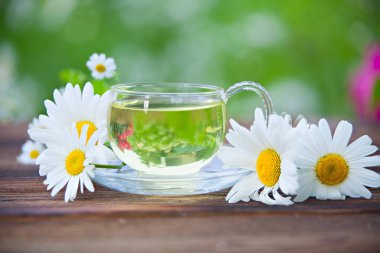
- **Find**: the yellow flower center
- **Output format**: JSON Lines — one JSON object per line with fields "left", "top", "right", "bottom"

{"left": 256, "top": 149, "right": 281, "bottom": 187}
{"left": 65, "top": 149, "right": 85, "bottom": 176}
{"left": 95, "top": 64, "right": 106, "bottom": 73}
{"left": 29, "top": 150, "right": 40, "bottom": 159}
{"left": 315, "top": 153, "right": 349, "bottom": 185}
{"left": 76, "top": 121, "right": 97, "bottom": 144}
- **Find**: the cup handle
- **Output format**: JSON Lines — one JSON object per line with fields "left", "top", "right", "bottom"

{"left": 224, "top": 81, "right": 274, "bottom": 120}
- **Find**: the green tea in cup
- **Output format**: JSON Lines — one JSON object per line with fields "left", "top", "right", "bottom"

{"left": 108, "top": 82, "right": 272, "bottom": 175}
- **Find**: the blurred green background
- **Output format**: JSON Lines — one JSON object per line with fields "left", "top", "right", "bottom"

{"left": 0, "top": 0, "right": 379, "bottom": 121}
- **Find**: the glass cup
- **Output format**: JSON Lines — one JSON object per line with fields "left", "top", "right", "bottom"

{"left": 108, "top": 81, "right": 273, "bottom": 175}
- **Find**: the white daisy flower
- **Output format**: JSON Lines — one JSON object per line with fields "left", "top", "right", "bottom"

{"left": 86, "top": 53, "right": 116, "bottom": 80}
{"left": 28, "top": 82, "right": 110, "bottom": 146}
{"left": 28, "top": 82, "right": 116, "bottom": 171}
{"left": 295, "top": 119, "right": 380, "bottom": 202}
{"left": 17, "top": 140, "right": 45, "bottom": 165}
{"left": 38, "top": 124, "right": 107, "bottom": 202}
{"left": 220, "top": 108, "right": 307, "bottom": 205}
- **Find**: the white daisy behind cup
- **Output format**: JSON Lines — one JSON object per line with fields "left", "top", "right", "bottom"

{"left": 37, "top": 124, "right": 107, "bottom": 202}
{"left": 17, "top": 140, "right": 45, "bottom": 165}
{"left": 86, "top": 53, "right": 116, "bottom": 80}
{"left": 295, "top": 119, "right": 380, "bottom": 202}
{"left": 219, "top": 108, "right": 307, "bottom": 205}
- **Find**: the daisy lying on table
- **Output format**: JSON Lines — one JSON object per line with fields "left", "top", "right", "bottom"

{"left": 220, "top": 108, "right": 380, "bottom": 205}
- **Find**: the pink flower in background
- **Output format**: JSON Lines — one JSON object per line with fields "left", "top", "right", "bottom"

{"left": 350, "top": 44, "right": 380, "bottom": 122}
{"left": 376, "top": 107, "right": 380, "bottom": 121}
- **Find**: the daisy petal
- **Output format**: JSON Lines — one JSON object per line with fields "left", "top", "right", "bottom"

{"left": 345, "top": 145, "right": 378, "bottom": 162}
{"left": 83, "top": 173, "right": 95, "bottom": 192}
{"left": 256, "top": 187, "right": 278, "bottom": 205}
{"left": 345, "top": 135, "right": 372, "bottom": 154}
{"left": 279, "top": 173, "right": 298, "bottom": 195}
{"left": 315, "top": 185, "right": 329, "bottom": 200}
{"left": 80, "top": 176, "right": 84, "bottom": 194}
{"left": 340, "top": 178, "right": 372, "bottom": 199}
{"left": 331, "top": 120, "right": 352, "bottom": 153}
{"left": 51, "top": 176, "right": 70, "bottom": 197}
{"left": 254, "top": 108, "right": 265, "bottom": 124}
{"left": 226, "top": 173, "right": 262, "bottom": 203}
{"left": 294, "top": 180, "right": 317, "bottom": 202}
{"left": 318, "top": 119, "right": 332, "bottom": 148}
{"left": 350, "top": 168, "right": 380, "bottom": 188}
{"left": 219, "top": 146, "right": 256, "bottom": 170}
{"left": 64, "top": 177, "right": 75, "bottom": 203}
{"left": 349, "top": 155, "right": 380, "bottom": 168}
{"left": 326, "top": 187, "right": 344, "bottom": 200}
{"left": 272, "top": 187, "right": 293, "bottom": 206}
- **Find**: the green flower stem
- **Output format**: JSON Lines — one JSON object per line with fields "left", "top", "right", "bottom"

{"left": 91, "top": 163, "right": 124, "bottom": 169}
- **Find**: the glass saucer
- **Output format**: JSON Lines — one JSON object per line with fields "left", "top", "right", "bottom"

{"left": 93, "top": 158, "right": 250, "bottom": 196}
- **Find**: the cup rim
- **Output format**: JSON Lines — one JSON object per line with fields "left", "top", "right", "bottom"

{"left": 111, "top": 82, "right": 224, "bottom": 96}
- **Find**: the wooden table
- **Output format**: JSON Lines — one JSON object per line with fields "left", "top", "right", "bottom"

{"left": 0, "top": 122, "right": 379, "bottom": 253}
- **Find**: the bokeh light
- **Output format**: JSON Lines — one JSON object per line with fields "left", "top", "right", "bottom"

{"left": 0, "top": 0, "right": 379, "bottom": 121}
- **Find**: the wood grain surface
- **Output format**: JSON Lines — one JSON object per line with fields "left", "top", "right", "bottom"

{"left": 0, "top": 122, "right": 379, "bottom": 253}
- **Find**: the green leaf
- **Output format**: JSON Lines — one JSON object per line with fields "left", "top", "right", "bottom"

{"left": 91, "top": 79, "right": 111, "bottom": 94}
{"left": 59, "top": 69, "right": 88, "bottom": 86}
{"left": 372, "top": 78, "right": 380, "bottom": 106}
